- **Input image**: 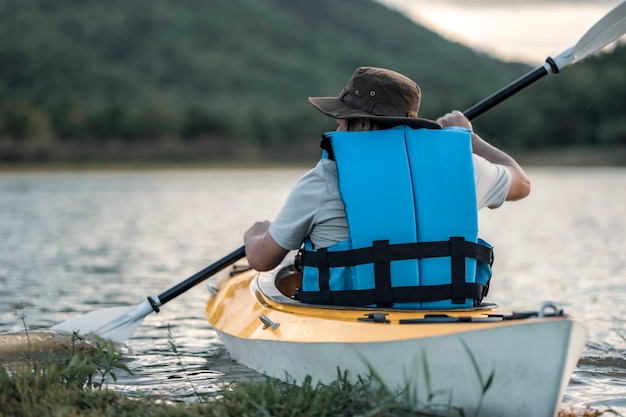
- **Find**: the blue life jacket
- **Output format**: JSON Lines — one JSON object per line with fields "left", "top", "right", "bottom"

{"left": 297, "top": 126, "right": 493, "bottom": 309}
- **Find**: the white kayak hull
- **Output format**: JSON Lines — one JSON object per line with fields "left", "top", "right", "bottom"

{"left": 206, "top": 265, "right": 588, "bottom": 417}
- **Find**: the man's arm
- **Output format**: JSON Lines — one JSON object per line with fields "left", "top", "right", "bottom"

{"left": 244, "top": 220, "right": 289, "bottom": 271}
{"left": 437, "top": 110, "right": 531, "bottom": 201}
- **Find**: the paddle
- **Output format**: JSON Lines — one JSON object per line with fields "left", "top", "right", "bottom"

{"left": 50, "top": 1, "right": 626, "bottom": 344}
{"left": 51, "top": 246, "right": 246, "bottom": 343}
{"left": 464, "top": 0, "right": 626, "bottom": 120}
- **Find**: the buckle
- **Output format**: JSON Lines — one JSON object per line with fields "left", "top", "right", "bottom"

{"left": 294, "top": 248, "right": 304, "bottom": 272}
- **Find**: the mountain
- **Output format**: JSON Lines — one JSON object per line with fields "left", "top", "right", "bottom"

{"left": 0, "top": 0, "right": 622, "bottom": 164}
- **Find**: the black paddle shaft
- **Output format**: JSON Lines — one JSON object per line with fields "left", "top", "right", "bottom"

{"left": 153, "top": 59, "right": 558, "bottom": 307}
{"left": 154, "top": 59, "right": 565, "bottom": 307}
{"left": 153, "top": 61, "right": 554, "bottom": 308}
{"left": 157, "top": 245, "right": 246, "bottom": 305}
{"left": 463, "top": 57, "right": 559, "bottom": 121}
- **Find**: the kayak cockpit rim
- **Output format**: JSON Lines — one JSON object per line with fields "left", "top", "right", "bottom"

{"left": 254, "top": 263, "right": 498, "bottom": 312}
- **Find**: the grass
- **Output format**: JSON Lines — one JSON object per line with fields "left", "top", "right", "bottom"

{"left": 1, "top": 358, "right": 613, "bottom": 417}
{"left": 0, "top": 361, "right": 424, "bottom": 417}
{"left": 0, "top": 311, "right": 616, "bottom": 417}
{"left": 1, "top": 343, "right": 614, "bottom": 417}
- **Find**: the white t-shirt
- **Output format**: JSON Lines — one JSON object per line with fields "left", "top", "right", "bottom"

{"left": 269, "top": 156, "right": 512, "bottom": 250}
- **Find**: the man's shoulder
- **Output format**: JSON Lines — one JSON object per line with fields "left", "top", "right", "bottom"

{"left": 289, "top": 159, "right": 339, "bottom": 198}
{"left": 303, "top": 159, "right": 337, "bottom": 181}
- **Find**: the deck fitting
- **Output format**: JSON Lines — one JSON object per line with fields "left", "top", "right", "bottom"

{"left": 259, "top": 314, "right": 280, "bottom": 330}
{"left": 358, "top": 313, "right": 390, "bottom": 323}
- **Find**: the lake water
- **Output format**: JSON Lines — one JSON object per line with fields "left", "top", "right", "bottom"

{"left": 0, "top": 167, "right": 624, "bottom": 413}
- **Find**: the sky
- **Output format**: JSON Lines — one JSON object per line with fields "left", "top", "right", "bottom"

{"left": 375, "top": 0, "right": 624, "bottom": 64}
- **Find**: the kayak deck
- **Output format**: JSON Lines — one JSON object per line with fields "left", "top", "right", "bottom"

{"left": 207, "top": 262, "right": 570, "bottom": 343}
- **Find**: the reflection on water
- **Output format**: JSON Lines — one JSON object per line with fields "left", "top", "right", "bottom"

{"left": 0, "top": 167, "right": 624, "bottom": 412}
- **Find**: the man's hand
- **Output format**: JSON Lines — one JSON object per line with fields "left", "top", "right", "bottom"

{"left": 244, "top": 220, "right": 289, "bottom": 271}
{"left": 437, "top": 110, "right": 472, "bottom": 130}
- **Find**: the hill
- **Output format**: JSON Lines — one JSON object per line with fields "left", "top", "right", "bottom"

{"left": 0, "top": 0, "right": 623, "bottom": 164}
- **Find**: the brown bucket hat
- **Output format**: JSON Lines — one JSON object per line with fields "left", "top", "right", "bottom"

{"left": 308, "top": 67, "right": 440, "bottom": 129}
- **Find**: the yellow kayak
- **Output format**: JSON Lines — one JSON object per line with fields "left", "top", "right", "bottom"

{"left": 206, "top": 261, "right": 587, "bottom": 417}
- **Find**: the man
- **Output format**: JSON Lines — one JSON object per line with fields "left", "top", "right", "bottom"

{"left": 244, "top": 67, "right": 530, "bottom": 280}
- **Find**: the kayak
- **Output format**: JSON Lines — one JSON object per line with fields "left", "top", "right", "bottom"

{"left": 205, "top": 261, "right": 588, "bottom": 417}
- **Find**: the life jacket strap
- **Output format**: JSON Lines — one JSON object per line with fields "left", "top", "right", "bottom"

{"left": 299, "top": 238, "right": 493, "bottom": 268}
{"left": 315, "top": 247, "right": 332, "bottom": 305}
{"left": 373, "top": 240, "right": 393, "bottom": 307}
{"left": 297, "top": 282, "right": 487, "bottom": 306}
{"left": 298, "top": 237, "right": 492, "bottom": 307}
{"left": 450, "top": 237, "right": 467, "bottom": 304}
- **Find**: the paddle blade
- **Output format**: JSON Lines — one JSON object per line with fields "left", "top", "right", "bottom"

{"left": 554, "top": 1, "right": 626, "bottom": 69}
{"left": 574, "top": 1, "right": 626, "bottom": 62}
{"left": 51, "top": 300, "right": 155, "bottom": 344}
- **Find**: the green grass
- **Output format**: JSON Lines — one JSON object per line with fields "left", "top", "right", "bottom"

{"left": 0, "top": 313, "right": 611, "bottom": 417}
{"left": 1, "top": 341, "right": 613, "bottom": 417}
{"left": 1, "top": 360, "right": 610, "bottom": 417}
{"left": 0, "top": 361, "right": 428, "bottom": 417}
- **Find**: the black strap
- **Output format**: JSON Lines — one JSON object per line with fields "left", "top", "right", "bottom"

{"left": 301, "top": 239, "right": 492, "bottom": 268}
{"left": 316, "top": 247, "right": 332, "bottom": 304}
{"left": 373, "top": 240, "right": 393, "bottom": 307}
{"left": 299, "top": 282, "right": 485, "bottom": 306}
{"left": 300, "top": 237, "right": 492, "bottom": 307}
{"left": 450, "top": 237, "right": 466, "bottom": 304}
{"left": 320, "top": 134, "right": 335, "bottom": 161}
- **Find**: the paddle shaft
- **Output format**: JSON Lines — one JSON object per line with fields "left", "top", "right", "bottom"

{"left": 463, "top": 59, "right": 558, "bottom": 120}
{"left": 158, "top": 245, "right": 246, "bottom": 305}
{"left": 464, "top": 0, "right": 626, "bottom": 120}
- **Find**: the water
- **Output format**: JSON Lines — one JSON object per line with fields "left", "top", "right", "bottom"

{"left": 0, "top": 167, "right": 624, "bottom": 412}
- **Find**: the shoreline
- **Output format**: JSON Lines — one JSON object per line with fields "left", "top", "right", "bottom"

{"left": 1, "top": 147, "right": 625, "bottom": 172}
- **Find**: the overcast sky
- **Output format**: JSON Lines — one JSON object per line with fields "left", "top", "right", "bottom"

{"left": 375, "top": 0, "right": 624, "bottom": 64}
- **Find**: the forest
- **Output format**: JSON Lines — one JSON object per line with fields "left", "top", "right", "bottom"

{"left": 1, "top": 0, "right": 624, "bottom": 165}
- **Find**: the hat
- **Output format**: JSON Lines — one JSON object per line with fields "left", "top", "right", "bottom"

{"left": 308, "top": 67, "right": 440, "bottom": 129}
